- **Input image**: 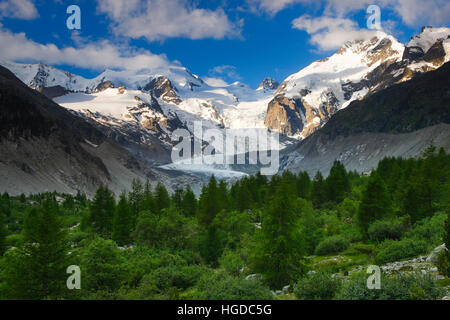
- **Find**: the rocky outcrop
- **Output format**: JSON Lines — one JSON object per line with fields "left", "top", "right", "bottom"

{"left": 143, "top": 76, "right": 182, "bottom": 105}
{"left": 258, "top": 78, "right": 279, "bottom": 91}
{"left": 39, "top": 85, "right": 69, "bottom": 99}
{"left": 402, "top": 46, "right": 425, "bottom": 61}
{"left": 92, "top": 80, "right": 114, "bottom": 93}
{"left": 265, "top": 95, "right": 305, "bottom": 136}
{"left": 265, "top": 89, "right": 340, "bottom": 138}
{"left": 423, "top": 40, "right": 447, "bottom": 66}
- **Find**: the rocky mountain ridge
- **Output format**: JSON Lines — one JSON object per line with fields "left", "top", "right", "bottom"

{"left": 281, "top": 61, "right": 450, "bottom": 176}
{"left": 265, "top": 27, "right": 450, "bottom": 137}
{"left": 0, "top": 65, "right": 201, "bottom": 196}
{"left": 1, "top": 27, "right": 449, "bottom": 182}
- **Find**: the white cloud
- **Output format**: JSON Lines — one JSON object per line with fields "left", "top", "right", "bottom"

{"left": 248, "top": 0, "right": 449, "bottom": 30}
{"left": 394, "top": 0, "right": 450, "bottom": 27}
{"left": 246, "top": 0, "right": 308, "bottom": 15}
{"left": 291, "top": 0, "right": 450, "bottom": 51}
{"left": 292, "top": 15, "right": 377, "bottom": 51}
{"left": 96, "top": 0, "right": 241, "bottom": 41}
{"left": 208, "top": 65, "right": 242, "bottom": 81}
{"left": 0, "top": 0, "right": 38, "bottom": 20}
{"left": 308, "top": 0, "right": 450, "bottom": 27}
{"left": 203, "top": 77, "right": 229, "bottom": 87}
{"left": 0, "top": 26, "right": 171, "bottom": 70}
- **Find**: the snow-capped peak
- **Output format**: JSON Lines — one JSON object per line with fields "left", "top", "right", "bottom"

{"left": 407, "top": 27, "right": 450, "bottom": 53}
{"left": 282, "top": 32, "right": 404, "bottom": 100}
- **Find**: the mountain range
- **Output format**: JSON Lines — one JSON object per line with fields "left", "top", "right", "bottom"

{"left": 0, "top": 26, "right": 449, "bottom": 195}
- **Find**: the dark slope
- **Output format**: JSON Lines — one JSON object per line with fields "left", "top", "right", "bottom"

{"left": 0, "top": 66, "right": 199, "bottom": 196}
{"left": 281, "top": 62, "right": 450, "bottom": 176}
{"left": 0, "top": 66, "right": 109, "bottom": 178}
{"left": 319, "top": 61, "right": 450, "bottom": 137}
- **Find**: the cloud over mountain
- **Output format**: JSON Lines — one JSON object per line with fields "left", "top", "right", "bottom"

{"left": 96, "top": 0, "right": 242, "bottom": 41}
{"left": 0, "top": 26, "right": 171, "bottom": 71}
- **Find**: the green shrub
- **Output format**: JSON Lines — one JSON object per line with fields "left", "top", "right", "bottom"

{"left": 344, "top": 243, "right": 375, "bottom": 256}
{"left": 340, "top": 224, "right": 363, "bottom": 243}
{"left": 118, "top": 274, "right": 162, "bottom": 300}
{"left": 219, "top": 249, "right": 245, "bottom": 276}
{"left": 337, "top": 198, "right": 359, "bottom": 219}
{"left": 436, "top": 250, "right": 450, "bottom": 277}
{"left": 151, "top": 265, "right": 209, "bottom": 291}
{"left": 375, "top": 238, "right": 429, "bottom": 264}
{"left": 133, "top": 209, "right": 195, "bottom": 250}
{"left": 294, "top": 272, "right": 341, "bottom": 300}
{"left": 68, "top": 230, "right": 88, "bottom": 244}
{"left": 405, "top": 212, "right": 446, "bottom": 244}
{"left": 5, "top": 234, "right": 23, "bottom": 248}
{"left": 368, "top": 218, "right": 406, "bottom": 242}
{"left": 195, "top": 272, "right": 273, "bottom": 300}
{"left": 338, "top": 272, "right": 445, "bottom": 300}
{"left": 80, "top": 237, "right": 124, "bottom": 293}
{"left": 315, "top": 236, "right": 350, "bottom": 256}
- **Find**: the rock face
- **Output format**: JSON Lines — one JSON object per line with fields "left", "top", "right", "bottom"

{"left": 39, "top": 85, "right": 69, "bottom": 99}
{"left": 281, "top": 61, "right": 450, "bottom": 176}
{"left": 265, "top": 96, "right": 304, "bottom": 136}
{"left": 143, "top": 76, "right": 182, "bottom": 105}
{"left": 265, "top": 27, "right": 450, "bottom": 138}
{"left": 72, "top": 93, "right": 187, "bottom": 166}
{"left": 258, "top": 78, "right": 279, "bottom": 91}
{"left": 93, "top": 80, "right": 115, "bottom": 93}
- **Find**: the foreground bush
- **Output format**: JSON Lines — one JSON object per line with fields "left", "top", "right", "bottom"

{"left": 315, "top": 236, "right": 350, "bottom": 256}
{"left": 294, "top": 272, "right": 341, "bottom": 300}
{"left": 436, "top": 250, "right": 450, "bottom": 277}
{"left": 368, "top": 217, "right": 406, "bottom": 242}
{"left": 375, "top": 238, "right": 429, "bottom": 264}
{"left": 195, "top": 272, "right": 273, "bottom": 300}
{"left": 404, "top": 212, "right": 446, "bottom": 245}
{"left": 151, "top": 265, "right": 208, "bottom": 291}
{"left": 338, "top": 272, "right": 444, "bottom": 300}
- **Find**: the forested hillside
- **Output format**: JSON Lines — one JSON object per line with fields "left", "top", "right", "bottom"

{"left": 0, "top": 146, "right": 449, "bottom": 300}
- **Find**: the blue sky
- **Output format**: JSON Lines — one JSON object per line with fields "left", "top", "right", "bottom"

{"left": 0, "top": 0, "right": 449, "bottom": 88}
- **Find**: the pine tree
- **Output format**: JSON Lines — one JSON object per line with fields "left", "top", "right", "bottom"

{"left": 235, "top": 181, "right": 252, "bottom": 212}
{"left": 357, "top": 173, "right": 392, "bottom": 239}
{"left": 199, "top": 225, "right": 225, "bottom": 267}
{"left": 218, "top": 179, "right": 229, "bottom": 211}
{"left": 297, "top": 171, "right": 311, "bottom": 199}
{"left": 80, "top": 237, "right": 123, "bottom": 293}
{"left": 0, "top": 209, "right": 6, "bottom": 256}
{"left": 0, "top": 192, "right": 11, "bottom": 217}
{"left": 446, "top": 211, "right": 450, "bottom": 251}
{"left": 171, "top": 189, "right": 184, "bottom": 210}
{"left": 112, "top": 192, "right": 133, "bottom": 246}
{"left": 311, "top": 172, "right": 326, "bottom": 208}
{"left": 1, "top": 199, "right": 70, "bottom": 299}
{"left": 251, "top": 181, "right": 305, "bottom": 288}
{"left": 129, "top": 178, "right": 144, "bottom": 226}
{"left": 181, "top": 186, "right": 197, "bottom": 217}
{"left": 326, "top": 160, "right": 350, "bottom": 203}
{"left": 89, "top": 186, "right": 116, "bottom": 237}
{"left": 402, "top": 184, "right": 425, "bottom": 223}
{"left": 142, "top": 194, "right": 156, "bottom": 214}
{"left": 154, "top": 183, "right": 170, "bottom": 214}
{"left": 197, "top": 175, "right": 221, "bottom": 226}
